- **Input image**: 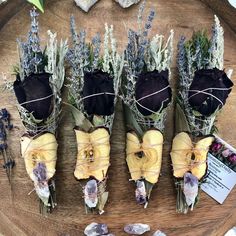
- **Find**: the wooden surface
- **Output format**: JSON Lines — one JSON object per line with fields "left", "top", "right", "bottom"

{"left": 0, "top": 0, "right": 236, "bottom": 235}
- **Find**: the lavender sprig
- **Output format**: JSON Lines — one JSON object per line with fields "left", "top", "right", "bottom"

{"left": 92, "top": 33, "right": 101, "bottom": 69}
{"left": 0, "top": 108, "right": 14, "bottom": 183}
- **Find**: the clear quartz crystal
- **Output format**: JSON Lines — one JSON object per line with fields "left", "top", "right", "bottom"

{"left": 153, "top": 230, "right": 167, "bottom": 236}
{"left": 183, "top": 173, "right": 198, "bottom": 210}
{"left": 74, "top": 0, "right": 99, "bottom": 12}
{"left": 135, "top": 180, "right": 147, "bottom": 205}
{"left": 115, "top": 0, "right": 140, "bottom": 8}
{"left": 34, "top": 181, "right": 50, "bottom": 206}
{"left": 84, "top": 179, "right": 98, "bottom": 208}
{"left": 84, "top": 223, "right": 109, "bottom": 236}
{"left": 124, "top": 224, "right": 150, "bottom": 235}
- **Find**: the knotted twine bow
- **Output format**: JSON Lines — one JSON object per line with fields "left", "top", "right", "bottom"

{"left": 126, "top": 129, "right": 163, "bottom": 184}
{"left": 74, "top": 127, "right": 110, "bottom": 182}
{"left": 170, "top": 132, "right": 214, "bottom": 180}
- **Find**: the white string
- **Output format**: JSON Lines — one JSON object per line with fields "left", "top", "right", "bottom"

{"left": 188, "top": 87, "right": 231, "bottom": 106}
{"left": 19, "top": 94, "right": 53, "bottom": 106}
{"left": 136, "top": 85, "right": 170, "bottom": 102}
{"left": 78, "top": 92, "right": 115, "bottom": 104}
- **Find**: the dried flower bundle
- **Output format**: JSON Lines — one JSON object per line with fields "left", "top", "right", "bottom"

{"left": 66, "top": 16, "right": 124, "bottom": 214}
{"left": 171, "top": 16, "right": 234, "bottom": 213}
{"left": 12, "top": 8, "right": 68, "bottom": 213}
{"left": 122, "top": 1, "right": 174, "bottom": 207}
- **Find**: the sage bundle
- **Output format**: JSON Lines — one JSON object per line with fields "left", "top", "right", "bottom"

{"left": 171, "top": 16, "right": 234, "bottom": 213}
{"left": 122, "top": 1, "right": 174, "bottom": 207}
{"left": 12, "top": 8, "right": 68, "bottom": 213}
{"left": 66, "top": 16, "right": 124, "bottom": 214}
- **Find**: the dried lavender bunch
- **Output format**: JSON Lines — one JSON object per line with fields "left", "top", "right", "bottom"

{"left": 122, "top": 1, "right": 174, "bottom": 133}
{"left": 66, "top": 16, "right": 123, "bottom": 214}
{"left": 172, "top": 16, "right": 233, "bottom": 214}
{"left": 66, "top": 16, "right": 124, "bottom": 132}
{"left": 11, "top": 8, "right": 68, "bottom": 214}
{"left": 122, "top": 1, "right": 174, "bottom": 208}
{"left": 0, "top": 108, "right": 14, "bottom": 184}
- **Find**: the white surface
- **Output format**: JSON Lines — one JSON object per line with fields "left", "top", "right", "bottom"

{"left": 115, "top": 0, "right": 140, "bottom": 8}
{"left": 225, "top": 227, "right": 236, "bottom": 236}
{"left": 201, "top": 154, "right": 236, "bottom": 204}
{"left": 228, "top": 0, "right": 236, "bottom": 8}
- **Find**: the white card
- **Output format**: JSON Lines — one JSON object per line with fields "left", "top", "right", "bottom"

{"left": 201, "top": 153, "right": 236, "bottom": 204}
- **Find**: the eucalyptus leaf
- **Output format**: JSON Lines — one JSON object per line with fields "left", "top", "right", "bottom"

{"left": 144, "top": 180, "right": 154, "bottom": 200}
{"left": 175, "top": 103, "right": 190, "bottom": 134}
{"left": 123, "top": 103, "right": 143, "bottom": 138}
{"left": 97, "top": 181, "right": 108, "bottom": 213}
{"left": 98, "top": 191, "right": 108, "bottom": 213}
{"left": 65, "top": 103, "right": 93, "bottom": 131}
{"left": 27, "top": 0, "right": 44, "bottom": 13}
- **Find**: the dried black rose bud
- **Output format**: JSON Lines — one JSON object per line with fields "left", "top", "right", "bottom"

{"left": 188, "top": 68, "right": 233, "bottom": 116}
{"left": 83, "top": 70, "right": 115, "bottom": 116}
{"left": 13, "top": 73, "right": 53, "bottom": 120}
{"left": 135, "top": 70, "right": 172, "bottom": 116}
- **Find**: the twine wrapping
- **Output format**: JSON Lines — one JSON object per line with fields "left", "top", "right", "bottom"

{"left": 126, "top": 129, "right": 163, "bottom": 184}
{"left": 170, "top": 132, "right": 214, "bottom": 179}
{"left": 74, "top": 128, "right": 110, "bottom": 182}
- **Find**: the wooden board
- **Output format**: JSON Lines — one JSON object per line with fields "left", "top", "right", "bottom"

{"left": 0, "top": 0, "right": 236, "bottom": 235}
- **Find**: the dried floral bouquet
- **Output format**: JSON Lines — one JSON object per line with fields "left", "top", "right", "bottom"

{"left": 66, "top": 16, "right": 124, "bottom": 214}
{"left": 12, "top": 8, "right": 68, "bottom": 213}
{"left": 122, "top": 1, "right": 174, "bottom": 207}
{"left": 170, "top": 16, "right": 234, "bottom": 214}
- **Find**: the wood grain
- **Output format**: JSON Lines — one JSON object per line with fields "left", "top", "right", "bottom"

{"left": 0, "top": 0, "right": 236, "bottom": 235}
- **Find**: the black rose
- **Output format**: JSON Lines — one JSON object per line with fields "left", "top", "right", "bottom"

{"left": 188, "top": 68, "right": 233, "bottom": 116}
{"left": 83, "top": 70, "right": 115, "bottom": 116}
{"left": 135, "top": 70, "right": 172, "bottom": 116}
{"left": 13, "top": 73, "right": 53, "bottom": 120}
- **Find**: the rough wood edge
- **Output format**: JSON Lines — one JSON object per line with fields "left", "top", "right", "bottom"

{"left": 0, "top": 0, "right": 26, "bottom": 30}
{"left": 200, "top": 0, "right": 236, "bottom": 33}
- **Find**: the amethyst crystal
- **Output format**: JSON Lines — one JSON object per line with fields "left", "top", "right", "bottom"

{"left": 33, "top": 162, "right": 47, "bottom": 182}
{"left": 124, "top": 224, "right": 150, "bottom": 235}
{"left": 84, "top": 222, "right": 108, "bottom": 236}
{"left": 84, "top": 179, "right": 98, "bottom": 208}
{"left": 135, "top": 180, "right": 147, "bottom": 205}
{"left": 183, "top": 173, "right": 198, "bottom": 210}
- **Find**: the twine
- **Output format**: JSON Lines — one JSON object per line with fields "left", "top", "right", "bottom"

{"left": 127, "top": 136, "right": 163, "bottom": 180}
{"left": 19, "top": 94, "right": 54, "bottom": 106}
{"left": 171, "top": 135, "right": 209, "bottom": 172}
{"left": 78, "top": 92, "right": 115, "bottom": 104}
{"left": 187, "top": 87, "right": 231, "bottom": 106}
{"left": 75, "top": 134, "right": 110, "bottom": 175}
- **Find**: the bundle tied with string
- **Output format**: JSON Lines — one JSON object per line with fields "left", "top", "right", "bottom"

{"left": 172, "top": 16, "right": 233, "bottom": 213}
{"left": 11, "top": 8, "right": 68, "bottom": 213}
{"left": 170, "top": 132, "right": 214, "bottom": 213}
{"left": 66, "top": 17, "right": 123, "bottom": 214}
{"left": 122, "top": 1, "right": 174, "bottom": 207}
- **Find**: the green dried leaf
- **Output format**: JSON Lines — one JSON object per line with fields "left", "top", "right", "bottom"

{"left": 175, "top": 103, "right": 190, "bottom": 133}
{"left": 98, "top": 191, "right": 108, "bottom": 213}
{"left": 97, "top": 181, "right": 108, "bottom": 213}
{"left": 123, "top": 104, "right": 143, "bottom": 138}
{"left": 92, "top": 115, "right": 105, "bottom": 127}
{"left": 144, "top": 180, "right": 154, "bottom": 200}
{"left": 65, "top": 103, "right": 93, "bottom": 131}
{"left": 27, "top": 0, "right": 44, "bottom": 13}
